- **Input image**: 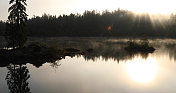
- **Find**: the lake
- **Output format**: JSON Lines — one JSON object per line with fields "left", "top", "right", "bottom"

{"left": 1, "top": 37, "right": 176, "bottom": 93}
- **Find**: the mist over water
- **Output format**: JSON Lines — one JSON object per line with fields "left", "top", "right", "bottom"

{"left": 1, "top": 0, "right": 176, "bottom": 92}
{"left": 1, "top": 37, "right": 176, "bottom": 93}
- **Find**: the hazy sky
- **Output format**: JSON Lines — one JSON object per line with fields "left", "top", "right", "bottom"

{"left": 0, "top": 0, "right": 176, "bottom": 20}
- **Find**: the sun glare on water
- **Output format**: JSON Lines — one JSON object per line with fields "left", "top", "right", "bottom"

{"left": 126, "top": 57, "right": 158, "bottom": 83}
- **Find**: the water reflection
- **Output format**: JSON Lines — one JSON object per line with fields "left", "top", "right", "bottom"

{"left": 1, "top": 38, "right": 176, "bottom": 93}
{"left": 0, "top": 51, "right": 62, "bottom": 93}
{"left": 82, "top": 46, "right": 151, "bottom": 62}
{"left": 126, "top": 57, "right": 158, "bottom": 83}
{"left": 2, "top": 38, "right": 176, "bottom": 62}
{"left": 6, "top": 64, "right": 30, "bottom": 93}
{"left": 165, "top": 44, "right": 176, "bottom": 61}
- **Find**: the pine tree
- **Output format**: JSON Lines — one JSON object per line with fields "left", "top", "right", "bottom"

{"left": 5, "top": 0, "right": 28, "bottom": 48}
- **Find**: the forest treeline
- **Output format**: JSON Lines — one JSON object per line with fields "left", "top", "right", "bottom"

{"left": 1, "top": 9, "right": 176, "bottom": 37}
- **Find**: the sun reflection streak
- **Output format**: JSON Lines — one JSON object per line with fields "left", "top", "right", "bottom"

{"left": 126, "top": 57, "right": 158, "bottom": 83}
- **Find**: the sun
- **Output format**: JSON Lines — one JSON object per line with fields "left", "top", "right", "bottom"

{"left": 126, "top": 57, "right": 158, "bottom": 83}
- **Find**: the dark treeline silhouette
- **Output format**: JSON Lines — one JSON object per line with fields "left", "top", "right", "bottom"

{"left": 0, "top": 21, "right": 5, "bottom": 35}
{"left": 26, "top": 9, "right": 169, "bottom": 37}
{"left": 1, "top": 9, "right": 176, "bottom": 37}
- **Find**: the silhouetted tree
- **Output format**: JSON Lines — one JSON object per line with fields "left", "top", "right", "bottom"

{"left": 5, "top": 0, "right": 28, "bottom": 48}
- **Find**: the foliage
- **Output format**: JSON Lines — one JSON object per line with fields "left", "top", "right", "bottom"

{"left": 0, "top": 21, "right": 5, "bottom": 35}
{"left": 25, "top": 9, "right": 169, "bottom": 37}
{"left": 1, "top": 9, "right": 176, "bottom": 37}
{"left": 5, "top": 0, "right": 28, "bottom": 48}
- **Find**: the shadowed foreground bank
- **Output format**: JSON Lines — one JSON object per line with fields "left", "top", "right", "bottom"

{"left": 0, "top": 42, "right": 92, "bottom": 67}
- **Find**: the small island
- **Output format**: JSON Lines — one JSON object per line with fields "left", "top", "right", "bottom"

{"left": 124, "top": 39, "right": 155, "bottom": 53}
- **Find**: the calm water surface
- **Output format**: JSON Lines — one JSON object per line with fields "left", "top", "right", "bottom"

{"left": 1, "top": 37, "right": 176, "bottom": 93}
